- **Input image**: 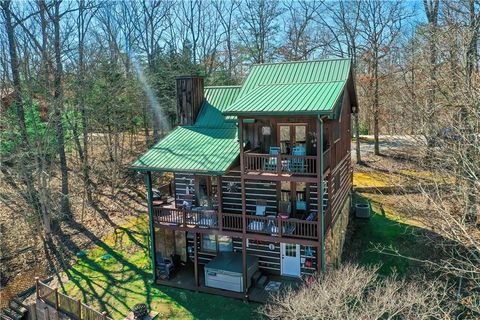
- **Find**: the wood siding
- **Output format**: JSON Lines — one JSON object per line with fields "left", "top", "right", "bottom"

{"left": 186, "top": 233, "right": 317, "bottom": 276}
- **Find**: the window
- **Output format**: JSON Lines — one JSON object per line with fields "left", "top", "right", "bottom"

{"left": 201, "top": 235, "right": 233, "bottom": 252}
{"left": 202, "top": 235, "right": 217, "bottom": 252}
{"left": 218, "top": 236, "right": 233, "bottom": 252}
{"left": 285, "top": 244, "right": 296, "bottom": 257}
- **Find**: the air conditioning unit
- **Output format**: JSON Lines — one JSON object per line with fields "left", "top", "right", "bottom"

{"left": 355, "top": 202, "right": 371, "bottom": 219}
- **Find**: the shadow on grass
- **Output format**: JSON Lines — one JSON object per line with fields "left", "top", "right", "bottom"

{"left": 343, "top": 193, "right": 435, "bottom": 277}
{"left": 50, "top": 215, "right": 258, "bottom": 319}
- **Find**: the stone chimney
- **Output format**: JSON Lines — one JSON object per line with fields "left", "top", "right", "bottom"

{"left": 176, "top": 75, "right": 204, "bottom": 126}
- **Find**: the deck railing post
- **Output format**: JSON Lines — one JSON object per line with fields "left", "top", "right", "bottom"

{"left": 54, "top": 288, "right": 59, "bottom": 310}
{"left": 279, "top": 218, "right": 283, "bottom": 237}
{"left": 183, "top": 209, "right": 187, "bottom": 227}
{"left": 78, "top": 299, "right": 82, "bottom": 319}
{"left": 276, "top": 153, "right": 281, "bottom": 174}
{"left": 35, "top": 277, "right": 39, "bottom": 299}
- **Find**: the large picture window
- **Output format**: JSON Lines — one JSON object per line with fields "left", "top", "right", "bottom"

{"left": 201, "top": 235, "right": 233, "bottom": 252}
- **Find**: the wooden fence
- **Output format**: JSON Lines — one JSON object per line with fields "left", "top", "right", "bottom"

{"left": 35, "top": 278, "right": 112, "bottom": 320}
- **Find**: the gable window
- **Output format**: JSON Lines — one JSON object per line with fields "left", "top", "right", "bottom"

{"left": 201, "top": 235, "right": 233, "bottom": 252}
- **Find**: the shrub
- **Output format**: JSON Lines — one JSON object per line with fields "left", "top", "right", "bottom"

{"left": 261, "top": 264, "right": 449, "bottom": 320}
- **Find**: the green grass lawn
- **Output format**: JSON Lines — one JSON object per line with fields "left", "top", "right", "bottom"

{"left": 59, "top": 217, "right": 260, "bottom": 320}
{"left": 348, "top": 193, "right": 427, "bottom": 277}
{"left": 57, "top": 193, "right": 427, "bottom": 319}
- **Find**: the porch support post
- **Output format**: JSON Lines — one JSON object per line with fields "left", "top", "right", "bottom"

{"left": 239, "top": 117, "right": 248, "bottom": 299}
{"left": 146, "top": 171, "right": 157, "bottom": 282}
{"left": 194, "top": 232, "right": 199, "bottom": 287}
{"left": 316, "top": 117, "right": 325, "bottom": 273}
{"left": 217, "top": 176, "right": 223, "bottom": 231}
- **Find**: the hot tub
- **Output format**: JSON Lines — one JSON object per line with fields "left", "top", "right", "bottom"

{"left": 204, "top": 252, "right": 259, "bottom": 292}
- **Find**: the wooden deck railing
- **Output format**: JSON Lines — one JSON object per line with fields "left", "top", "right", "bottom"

{"left": 222, "top": 213, "right": 243, "bottom": 232}
{"left": 246, "top": 215, "right": 318, "bottom": 239}
{"left": 243, "top": 153, "right": 317, "bottom": 175}
{"left": 153, "top": 207, "right": 219, "bottom": 228}
{"left": 154, "top": 208, "right": 319, "bottom": 240}
{"left": 36, "top": 278, "right": 112, "bottom": 320}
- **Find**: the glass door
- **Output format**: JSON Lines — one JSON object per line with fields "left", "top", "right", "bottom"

{"left": 277, "top": 124, "right": 307, "bottom": 154}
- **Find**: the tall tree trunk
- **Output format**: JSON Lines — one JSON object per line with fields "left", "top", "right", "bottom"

{"left": 354, "top": 113, "right": 362, "bottom": 163}
{"left": 1, "top": 0, "right": 41, "bottom": 222}
{"left": 373, "top": 59, "right": 380, "bottom": 156}
{"left": 423, "top": 0, "right": 439, "bottom": 154}
{"left": 464, "top": 0, "right": 479, "bottom": 225}
{"left": 77, "top": 0, "right": 93, "bottom": 204}
{"left": 51, "top": 0, "right": 71, "bottom": 217}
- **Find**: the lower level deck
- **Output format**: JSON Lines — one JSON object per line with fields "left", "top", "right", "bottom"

{"left": 156, "top": 263, "right": 301, "bottom": 303}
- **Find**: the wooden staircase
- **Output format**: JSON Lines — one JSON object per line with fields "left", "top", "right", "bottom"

{"left": 0, "top": 298, "right": 28, "bottom": 320}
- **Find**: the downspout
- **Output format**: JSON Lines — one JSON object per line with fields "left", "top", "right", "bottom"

{"left": 319, "top": 116, "right": 325, "bottom": 273}
{"left": 146, "top": 172, "right": 156, "bottom": 282}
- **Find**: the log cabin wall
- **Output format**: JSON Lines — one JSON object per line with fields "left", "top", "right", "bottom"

{"left": 222, "top": 170, "right": 321, "bottom": 217}
{"left": 174, "top": 173, "right": 195, "bottom": 207}
{"left": 222, "top": 171, "right": 278, "bottom": 215}
{"left": 243, "top": 117, "right": 317, "bottom": 155}
{"left": 326, "top": 90, "right": 353, "bottom": 230}
{"left": 186, "top": 234, "right": 317, "bottom": 276}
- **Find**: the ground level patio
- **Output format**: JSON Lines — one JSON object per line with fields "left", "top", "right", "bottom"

{"left": 155, "top": 263, "right": 302, "bottom": 303}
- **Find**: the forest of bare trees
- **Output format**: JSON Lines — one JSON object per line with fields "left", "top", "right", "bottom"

{"left": 0, "top": 0, "right": 479, "bottom": 316}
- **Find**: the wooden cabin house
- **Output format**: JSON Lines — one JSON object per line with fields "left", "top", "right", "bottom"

{"left": 131, "top": 58, "right": 358, "bottom": 302}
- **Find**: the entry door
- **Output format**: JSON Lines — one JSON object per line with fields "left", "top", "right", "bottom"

{"left": 280, "top": 243, "right": 301, "bottom": 277}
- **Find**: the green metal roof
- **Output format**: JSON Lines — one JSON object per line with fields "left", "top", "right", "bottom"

{"left": 239, "top": 58, "right": 351, "bottom": 96}
{"left": 131, "top": 126, "right": 239, "bottom": 174}
{"left": 131, "top": 86, "right": 241, "bottom": 173}
{"left": 131, "top": 59, "right": 354, "bottom": 173}
{"left": 195, "top": 86, "right": 241, "bottom": 127}
{"left": 224, "top": 58, "right": 352, "bottom": 116}
{"left": 223, "top": 81, "right": 346, "bottom": 116}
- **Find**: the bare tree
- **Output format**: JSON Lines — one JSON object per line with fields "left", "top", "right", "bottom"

{"left": 279, "top": 0, "right": 324, "bottom": 61}
{"left": 324, "top": 0, "right": 363, "bottom": 163}
{"left": 213, "top": 0, "right": 240, "bottom": 81}
{"left": 357, "top": 0, "right": 410, "bottom": 155}
{"left": 237, "top": 0, "right": 283, "bottom": 64}
{"left": 262, "top": 264, "right": 450, "bottom": 319}
{"left": 0, "top": 0, "right": 41, "bottom": 222}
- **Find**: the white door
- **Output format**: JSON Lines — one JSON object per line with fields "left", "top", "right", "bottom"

{"left": 281, "top": 243, "right": 301, "bottom": 277}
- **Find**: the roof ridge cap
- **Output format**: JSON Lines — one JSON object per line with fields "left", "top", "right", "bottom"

{"left": 204, "top": 85, "right": 242, "bottom": 89}
{"left": 251, "top": 58, "right": 351, "bottom": 67}
{"left": 256, "top": 80, "right": 346, "bottom": 87}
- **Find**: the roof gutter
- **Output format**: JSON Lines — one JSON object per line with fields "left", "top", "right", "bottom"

{"left": 128, "top": 166, "right": 228, "bottom": 176}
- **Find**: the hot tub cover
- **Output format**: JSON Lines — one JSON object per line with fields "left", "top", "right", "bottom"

{"left": 206, "top": 252, "right": 258, "bottom": 273}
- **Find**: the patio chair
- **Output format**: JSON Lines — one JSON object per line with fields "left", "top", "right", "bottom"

{"left": 305, "top": 210, "right": 317, "bottom": 221}
{"left": 256, "top": 199, "right": 267, "bottom": 216}
{"left": 264, "top": 146, "right": 281, "bottom": 171}
{"left": 288, "top": 146, "right": 306, "bottom": 173}
{"left": 198, "top": 209, "right": 218, "bottom": 228}
{"left": 296, "top": 200, "right": 307, "bottom": 211}
{"left": 156, "top": 252, "right": 174, "bottom": 280}
{"left": 180, "top": 194, "right": 193, "bottom": 210}
{"left": 278, "top": 201, "right": 291, "bottom": 219}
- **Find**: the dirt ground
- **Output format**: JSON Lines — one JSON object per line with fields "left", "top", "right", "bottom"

{"left": 0, "top": 133, "right": 161, "bottom": 307}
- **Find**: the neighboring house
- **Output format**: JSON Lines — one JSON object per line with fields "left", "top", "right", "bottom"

{"left": 131, "top": 58, "right": 358, "bottom": 302}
